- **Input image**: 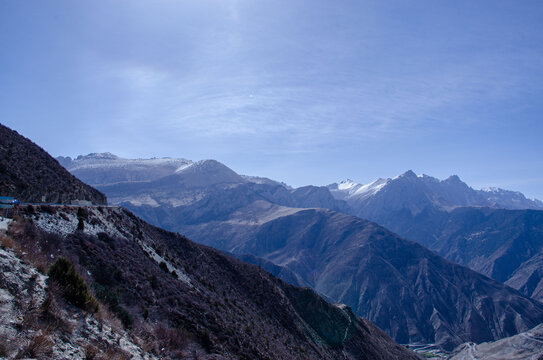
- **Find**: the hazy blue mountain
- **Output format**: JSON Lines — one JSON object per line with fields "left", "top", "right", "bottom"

{"left": 375, "top": 206, "right": 543, "bottom": 302}
{"left": 327, "top": 171, "right": 543, "bottom": 220}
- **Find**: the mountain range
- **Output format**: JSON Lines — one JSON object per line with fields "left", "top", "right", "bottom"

{"left": 327, "top": 172, "right": 543, "bottom": 303}
{"left": 59, "top": 152, "right": 543, "bottom": 351}
{"left": 327, "top": 171, "right": 543, "bottom": 215}
{"left": 1, "top": 123, "right": 419, "bottom": 358}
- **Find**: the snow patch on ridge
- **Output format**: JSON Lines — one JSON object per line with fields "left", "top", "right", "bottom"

{"left": 65, "top": 153, "right": 192, "bottom": 171}
{"left": 333, "top": 178, "right": 389, "bottom": 199}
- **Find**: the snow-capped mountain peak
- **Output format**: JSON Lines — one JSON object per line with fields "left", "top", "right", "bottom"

{"left": 394, "top": 169, "right": 418, "bottom": 180}
{"left": 338, "top": 179, "right": 359, "bottom": 191}
{"left": 328, "top": 178, "right": 389, "bottom": 200}
{"left": 328, "top": 170, "right": 543, "bottom": 212}
{"left": 174, "top": 162, "right": 194, "bottom": 173}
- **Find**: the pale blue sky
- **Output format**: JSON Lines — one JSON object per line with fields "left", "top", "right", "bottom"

{"left": 1, "top": 0, "right": 543, "bottom": 198}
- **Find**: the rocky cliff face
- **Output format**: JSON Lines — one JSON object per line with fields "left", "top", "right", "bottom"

{"left": 0, "top": 124, "right": 107, "bottom": 205}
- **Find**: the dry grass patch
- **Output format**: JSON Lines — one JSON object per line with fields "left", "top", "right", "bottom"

{"left": 15, "top": 330, "right": 54, "bottom": 359}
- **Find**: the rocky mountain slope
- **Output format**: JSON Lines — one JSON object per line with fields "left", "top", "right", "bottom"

{"left": 326, "top": 172, "right": 543, "bottom": 303}
{"left": 176, "top": 207, "right": 543, "bottom": 351}
{"left": 0, "top": 123, "right": 106, "bottom": 205}
{"left": 3, "top": 204, "right": 419, "bottom": 359}
{"left": 0, "top": 242, "right": 158, "bottom": 359}
{"left": 449, "top": 324, "right": 543, "bottom": 360}
{"left": 376, "top": 206, "right": 543, "bottom": 302}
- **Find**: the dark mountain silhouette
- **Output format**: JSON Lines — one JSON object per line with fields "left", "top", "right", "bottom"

{"left": 0, "top": 123, "right": 106, "bottom": 204}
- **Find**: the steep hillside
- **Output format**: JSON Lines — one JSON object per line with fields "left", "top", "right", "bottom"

{"left": 327, "top": 171, "right": 543, "bottom": 303}
{"left": 0, "top": 243, "right": 159, "bottom": 359}
{"left": 0, "top": 124, "right": 106, "bottom": 205}
{"left": 177, "top": 208, "right": 543, "bottom": 351}
{"left": 5, "top": 205, "right": 418, "bottom": 359}
{"left": 384, "top": 206, "right": 543, "bottom": 302}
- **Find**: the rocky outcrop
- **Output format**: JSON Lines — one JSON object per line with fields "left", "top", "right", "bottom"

{"left": 0, "top": 245, "right": 157, "bottom": 359}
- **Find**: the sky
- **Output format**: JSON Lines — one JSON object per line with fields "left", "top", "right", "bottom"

{"left": 1, "top": 0, "right": 543, "bottom": 199}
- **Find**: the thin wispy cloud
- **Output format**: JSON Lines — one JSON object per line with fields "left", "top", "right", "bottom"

{"left": 1, "top": 0, "right": 543, "bottom": 198}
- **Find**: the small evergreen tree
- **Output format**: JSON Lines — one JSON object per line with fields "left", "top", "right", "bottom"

{"left": 48, "top": 257, "right": 98, "bottom": 312}
{"left": 77, "top": 217, "right": 85, "bottom": 231}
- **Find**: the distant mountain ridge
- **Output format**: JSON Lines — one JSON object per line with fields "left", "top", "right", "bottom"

{"left": 178, "top": 207, "right": 543, "bottom": 350}
{"left": 59, "top": 153, "right": 350, "bottom": 213}
{"left": 374, "top": 206, "right": 543, "bottom": 302}
{"left": 327, "top": 172, "right": 543, "bottom": 303}
{"left": 327, "top": 171, "right": 543, "bottom": 217}
{"left": 57, "top": 153, "right": 193, "bottom": 185}
{"left": 61, "top": 153, "right": 543, "bottom": 213}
